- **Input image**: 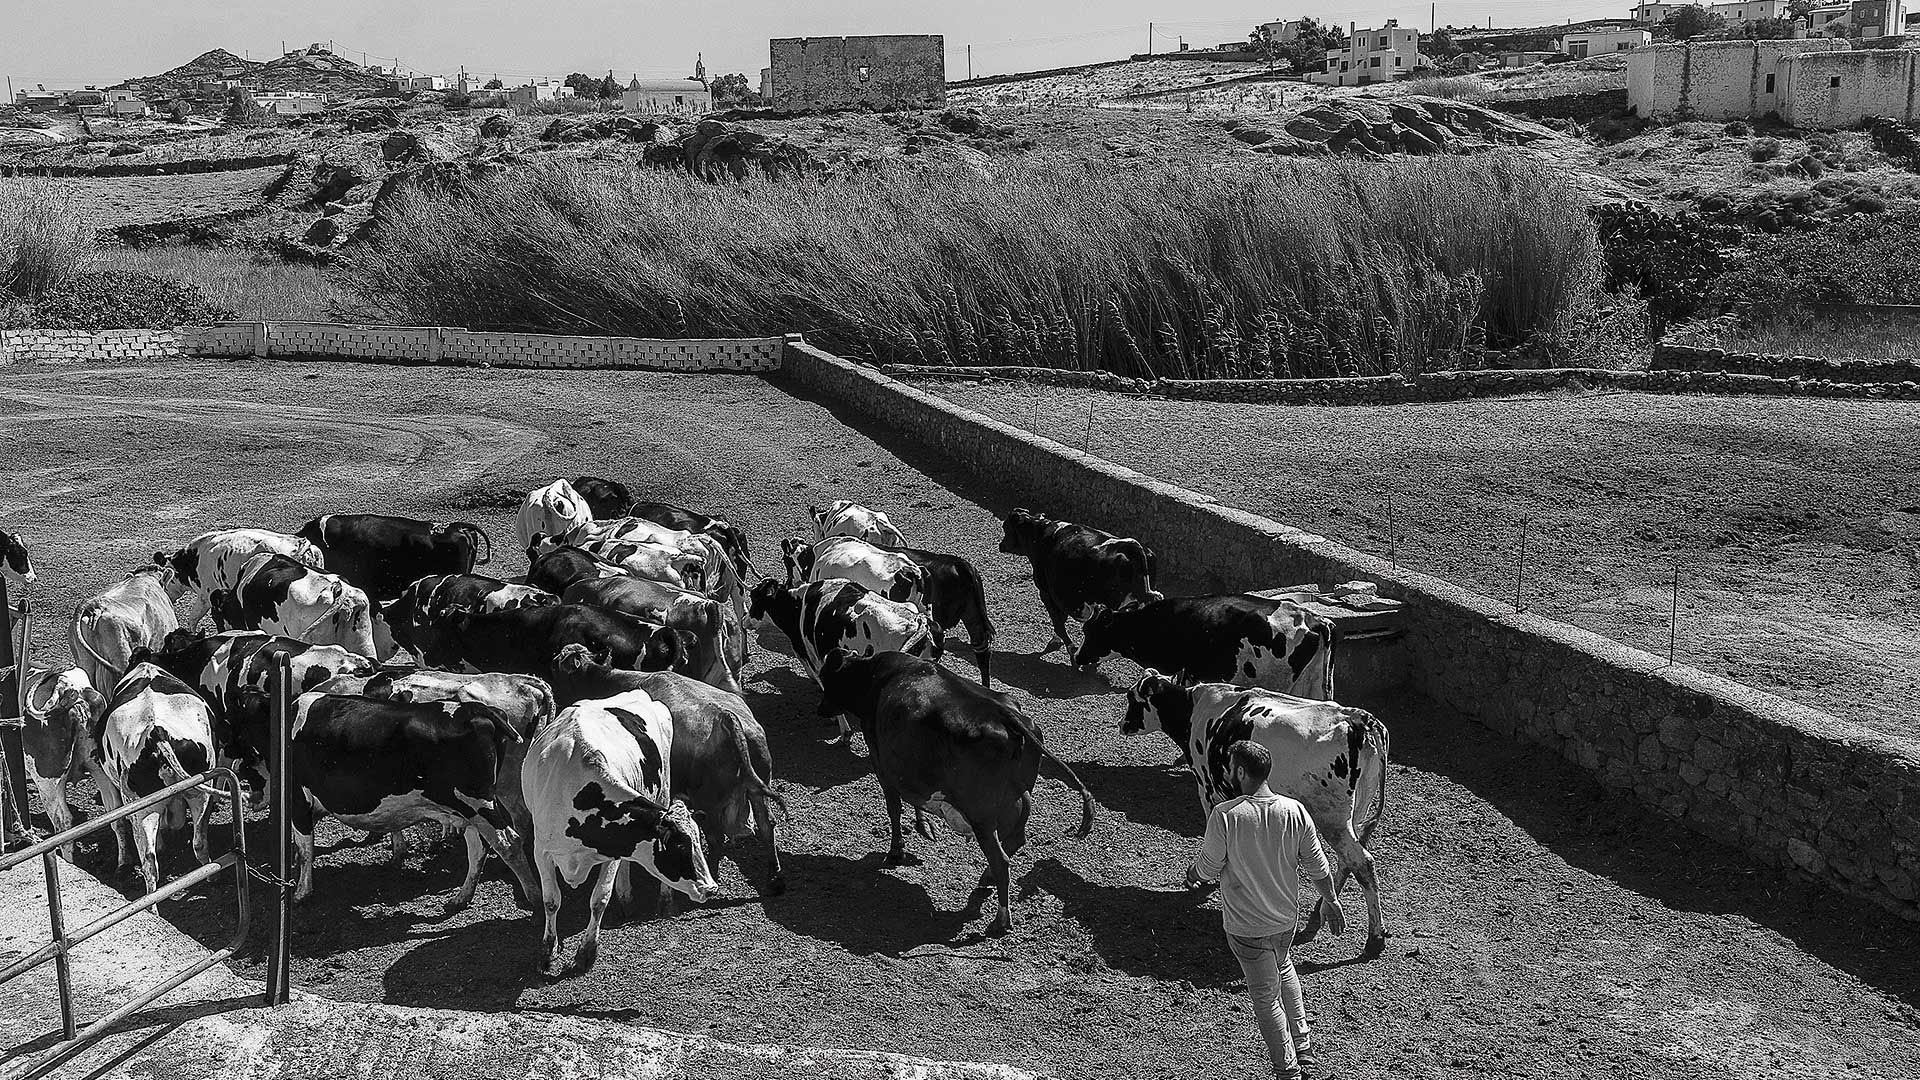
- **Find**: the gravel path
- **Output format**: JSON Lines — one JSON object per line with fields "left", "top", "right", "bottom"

{"left": 909, "top": 378, "right": 1920, "bottom": 744}
{"left": 3, "top": 359, "right": 1916, "bottom": 1080}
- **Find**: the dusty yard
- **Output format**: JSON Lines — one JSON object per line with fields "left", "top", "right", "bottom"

{"left": 910, "top": 379, "right": 1920, "bottom": 744}
{"left": 2, "top": 359, "right": 1917, "bottom": 1080}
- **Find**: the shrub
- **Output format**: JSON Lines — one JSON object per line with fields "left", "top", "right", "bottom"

{"left": 340, "top": 154, "right": 1601, "bottom": 378}
{"left": 0, "top": 181, "right": 91, "bottom": 300}
{"left": 3, "top": 269, "right": 234, "bottom": 330}
{"left": 1592, "top": 202, "right": 1740, "bottom": 328}
{"left": 1708, "top": 210, "right": 1920, "bottom": 309}
{"left": 1749, "top": 137, "right": 1782, "bottom": 161}
{"left": 1406, "top": 74, "right": 1487, "bottom": 101}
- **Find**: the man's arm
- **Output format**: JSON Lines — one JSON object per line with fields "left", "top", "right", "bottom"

{"left": 1296, "top": 808, "right": 1345, "bottom": 935}
{"left": 1185, "top": 806, "right": 1228, "bottom": 888}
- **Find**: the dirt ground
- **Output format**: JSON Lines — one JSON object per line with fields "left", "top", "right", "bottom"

{"left": 3, "top": 359, "right": 1918, "bottom": 1080}
{"left": 0, "top": 166, "right": 289, "bottom": 230}
{"left": 911, "top": 379, "right": 1920, "bottom": 745}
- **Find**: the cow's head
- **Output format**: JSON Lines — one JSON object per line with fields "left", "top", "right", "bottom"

{"left": 1072, "top": 605, "right": 1122, "bottom": 670}
{"left": 718, "top": 523, "right": 755, "bottom": 580}
{"left": 998, "top": 508, "right": 1045, "bottom": 556}
{"left": 1, "top": 530, "right": 35, "bottom": 586}
{"left": 552, "top": 642, "right": 604, "bottom": 677}
{"left": 807, "top": 503, "right": 833, "bottom": 541}
{"left": 207, "top": 589, "right": 243, "bottom": 631}
{"left": 22, "top": 668, "right": 104, "bottom": 782}
{"left": 377, "top": 595, "right": 417, "bottom": 653}
{"left": 779, "top": 537, "right": 812, "bottom": 585}
{"left": 1122, "top": 669, "right": 1196, "bottom": 752}
{"left": 652, "top": 797, "right": 718, "bottom": 903}
{"left": 635, "top": 625, "right": 684, "bottom": 674}
{"left": 816, "top": 647, "right": 866, "bottom": 714}
{"left": 889, "top": 563, "right": 927, "bottom": 608}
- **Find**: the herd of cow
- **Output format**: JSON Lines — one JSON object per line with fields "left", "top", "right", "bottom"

{"left": 0, "top": 476, "right": 1392, "bottom": 975}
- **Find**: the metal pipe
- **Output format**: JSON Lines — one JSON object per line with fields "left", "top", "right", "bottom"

{"left": 0, "top": 768, "right": 228, "bottom": 872}
{"left": 266, "top": 654, "right": 292, "bottom": 1006}
{"left": 0, "top": 854, "right": 239, "bottom": 982}
{"left": 42, "top": 851, "right": 74, "bottom": 1040}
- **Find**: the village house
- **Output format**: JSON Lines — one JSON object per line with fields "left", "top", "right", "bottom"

{"left": 105, "top": 88, "right": 149, "bottom": 117}
{"left": 1554, "top": 27, "right": 1654, "bottom": 56}
{"left": 1806, "top": 0, "right": 1908, "bottom": 35}
{"left": 14, "top": 87, "right": 68, "bottom": 112}
{"left": 1625, "top": 36, "right": 1920, "bottom": 127}
{"left": 1496, "top": 49, "right": 1560, "bottom": 67}
{"left": 1631, "top": 0, "right": 1784, "bottom": 23}
{"left": 252, "top": 91, "right": 327, "bottom": 116}
{"left": 1309, "top": 19, "right": 1428, "bottom": 85}
{"left": 1259, "top": 18, "right": 1314, "bottom": 41}
{"left": 620, "top": 77, "right": 712, "bottom": 116}
{"left": 506, "top": 79, "right": 576, "bottom": 105}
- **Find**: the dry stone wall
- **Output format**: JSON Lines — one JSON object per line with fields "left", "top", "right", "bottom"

{"left": 0, "top": 328, "right": 178, "bottom": 365}
{"left": 783, "top": 341, "right": 1920, "bottom": 923}
{"left": 1653, "top": 342, "right": 1920, "bottom": 383}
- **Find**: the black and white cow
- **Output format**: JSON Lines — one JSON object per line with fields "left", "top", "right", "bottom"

{"left": 276, "top": 692, "right": 534, "bottom": 910}
{"left": 818, "top": 650, "right": 1095, "bottom": 935}
{"left": 423, "top": 604, "right": 685, "bottom": 679}
{"left": 998, "top": 508, "right": 1161, "bottom": 656}
{"left": 1, "top": 529, "right": 36, "bottom": 586}
{"left": 89, "top": 664, "right": 219, "bottom": 893}
{"left": 522, "top": 688, "right": 717, "bottom": 974}
{"left": 810, "top": 500, "right": 906, "bottom": 547}
{"left": 209, "top": 553, "right": 391, "bottom": 660}
{"left": 561, "top": 576, "right": 742, "bottom": 694}
{"left": 551, "top": 645, "right": 785, "bottom": 894}
{"left": 296, "top": 513, "right": 491, "bottom": 603}
{"left": 570, "top": 476, "right": 635, "bottom": 520}
{"left": 781, "top": 536, "right": 926, "bottom": 609}
{"left": 1122, "top": 672, "right": 1390, "bottom": 959}
{"left": 882, "top": 544, "right": 996, "bottom": 687}
{"left": 156, "top": 528, "right": 323, "bottom": 624}
{"left": 630, "top": 501, "right": 756, "bottom": 581}
{"left": 517, "top": 479, "right": 596, "bottom": 555}
{"left": 69, "top": 567, "right": 187, "bottom": 695}
{"left": 531, "top": 525, "right": 708, "bottom": 593}
{"left": 382, "top": 574, "right": 559, "bottom": 660}
{"left": 18, "top": 667, "right": 105, "bottom": 859}
{"left": 1073, "top": 594, "right": 1336, "bottom": 699}
{"left": 747, "top": 578, "right": 942, "bottom": 738}
{"left": 526, "top": 545, "right": 625, "bottom": 596}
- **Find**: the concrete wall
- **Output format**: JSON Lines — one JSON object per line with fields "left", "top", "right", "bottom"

{"left": 173, "top": 322, "right": 785, "bottom": 371}
{"left": 768, "top": 35, "right": 946, "bottom": 111}
{"left": 0, "top": 328, "right": 178, "bottom": 364}
{"left": 779, "top": 340, "right": 1920, "bottom": 923}
{"left": 1628, "top": 38, "right": 1846, "bottom": 119}
{"left": 1779, "top": 48, "right": 1920, "bottom": 125}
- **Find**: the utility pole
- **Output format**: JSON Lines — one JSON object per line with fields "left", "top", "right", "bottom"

{"left": 1432, "top": 2, "right": 1437, "bottom": 32}
{"left": 1149, "top": 22, "right": 1155, "bottom": 53}
{"left": 967, "top": 44, "right": 973, "bottom": 80}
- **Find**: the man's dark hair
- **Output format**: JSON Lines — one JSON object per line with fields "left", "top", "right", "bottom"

{"left": 1227, "top": 740, "right": 1272, "bottom": 783}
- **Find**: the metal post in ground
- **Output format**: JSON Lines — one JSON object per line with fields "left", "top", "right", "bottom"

{"left": 1668, "top": 562, "right": 1681, "bottom": 665}
{"left": 2, "top": 594, "right": 31, "bottom": 845}
{"left": 1081, "top": 394, "right": 1097, "bottom": 455}
{"left": 264, "top": 654, "right": 293, "bottom": 1006}
{"left": 1513, "top": 518, "right": 1530, "bottom": 612}
{"left": 42, "top": 849, "right": 75, "bottom": 1038}
{"left": 1385, "top": 490, "right": 1397, "bottom": 569}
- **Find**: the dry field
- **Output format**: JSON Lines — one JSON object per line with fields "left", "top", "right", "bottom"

{"left": 0, "top": 165, "right": 289, "bottom": 230}
{"left": 910, "top": 379, "right": 1920, "bottom": 744}
{"left": 2, "top": 359, "right": 1917, "bottom": 1080}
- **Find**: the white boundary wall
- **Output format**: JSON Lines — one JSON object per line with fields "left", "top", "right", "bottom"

{"left": 176, "top": 322, "right": 787, "bottom": 371}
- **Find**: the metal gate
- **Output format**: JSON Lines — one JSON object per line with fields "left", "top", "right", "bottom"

{"left": 0, "top": 581, "right": 295, "bottom": 1071}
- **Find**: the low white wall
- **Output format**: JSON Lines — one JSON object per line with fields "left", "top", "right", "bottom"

{"left": 176, "top": 322, "right": 787, "bottom": 372}
{"left": 0, "top": 328, "right": 179, "bottom": 365}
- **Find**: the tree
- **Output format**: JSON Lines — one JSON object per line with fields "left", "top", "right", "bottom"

{"left": 1664, "top": 5, "right": 1728, "bottom": 39}
{"left": 1737, "top": 16, "right": 1799, "bottom": 37}
{"left": 598, "top": 74, "right": 621, "bottom": 99}
{"left": 1426, "top": 27, "right": 1459, "bottom": 58}
{"left": 564, "top": 72, "right": 599, "bottom": 98}
{"left": 709, "top": 72, "right": 754, "bottom": 104}
{"left": 483, "top": 77, "right": 503, "bottom": 90}
{"left": 1248, "top": 24, "right": 1284, "bottom": 64}
{"left": 1275, "top": 17, "right": 1338, "bottom": 74}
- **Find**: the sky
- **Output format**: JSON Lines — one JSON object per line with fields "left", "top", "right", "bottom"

{"left": 5, "top": 0, "right": 1635, "bottom": 91}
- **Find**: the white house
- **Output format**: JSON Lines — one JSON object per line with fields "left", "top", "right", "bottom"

{"left": 1633, "top": 0, "right": 1784, "bottom": 22}
{"left": 507, "top": 80, "right": 576, "bottom": 105}
{"left": 253, "top": 91, "right": 327, "bottom": 116}
{"left": 1555, "top": 27, "right": 1654, "bottom": 55}
{"left": 1259, "top": 18, "right": 1312, "bottom": 41}
{"left": 105, "top": 88, "right": 150, "bottom": 117}
{"left": 619, "top": 77, "right": 712, "bottom": 116}
{"left": 1310, "top": 19, "right": 1427, "bottom": 85}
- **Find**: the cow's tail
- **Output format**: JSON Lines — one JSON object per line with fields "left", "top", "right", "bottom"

{"left": 1002, "top": 709, "right": 1095, "bottom": 841}
{"left": 69, "top": 608, "right": 124, "bottom": 688}
{"left": 156, "top": 737, "right": 229, "bottom": 801}
{"left": 727, "top": 712, "right": 788, "bottom": 823}
{"left": 1358, "top": 711, "right": 1389, "bottom": 847}
{"left": 445, "top": 522, "right": 492, "bottom": 566}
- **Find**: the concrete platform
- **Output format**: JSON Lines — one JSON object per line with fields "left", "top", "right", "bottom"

{"left": 0, "top": 859, "right": 1039, "bottom": 1080}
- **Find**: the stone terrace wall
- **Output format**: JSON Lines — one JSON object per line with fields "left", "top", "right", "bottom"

{"left": 0, "top": 328, "right": 178, "bottom": 365}
{"left": 1653, "top": 342, "right": 1920, "bottom": 384}
{"left": 783, "top": 341, "right": 1920, "bottom": 922}
{"left": 177, "top": 322, "right": 785, "bottom": 371}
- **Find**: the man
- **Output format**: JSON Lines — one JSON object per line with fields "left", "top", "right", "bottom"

{"left": 1188, "top": 740, "right": 1345, "bottom": 1080}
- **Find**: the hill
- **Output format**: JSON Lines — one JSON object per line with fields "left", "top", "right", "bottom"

{"left": 113, "top": 45, "right": 392, "bottom": 100}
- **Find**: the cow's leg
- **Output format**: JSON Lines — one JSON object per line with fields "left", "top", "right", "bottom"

{"left": 91, "top": 770, "right": 133, "bottom": 873}
{"left": 34, "top": 776, "right": 75, "bottom": 862}
{"left": 974, "top": 823, "right": 1013, "bottom": 937}
{"left": 574, "top": 860, "right": 618, "bottom": 974}
{"left": 186, "top": 788, "right": 211, "bottom": 866}
{"left": 449, "top": 826, "right": 484, "bottom": 912}
{"left": 1036, "top": 586, "right": 1074, "bottom": 656}
{"left": 476, "top": 818, "right": 540, "bottom": 912}
{"left": 292, "top": 797, "right": 317, "bottom": 904}
{"left": 749, "top": 788, "right": 785, "bottom": 896}
{"left": 387, "top": 829, "right": 410, "bottom": 865}
{"left": 881, "top": 784, "right": 910, "bottom": 867}
{"left": 131, "top": 808, "right": 163, "bottom": 895}
{"left": 536, "top": 851, "right": 564, "bottom": 976}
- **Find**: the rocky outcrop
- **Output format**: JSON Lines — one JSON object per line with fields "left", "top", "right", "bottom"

{"left": 1252, "top": 97, "right": 1557, "bottom": 157}
{"left": 539, "top": 114, "right": 671, "bottom": 143}
{"left": 648, "top": 119, "right": 815, "bottom": 180}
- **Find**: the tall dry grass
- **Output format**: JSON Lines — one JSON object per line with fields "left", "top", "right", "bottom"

{"left": 0, "top": 180, "right": 92, "bottom": 298}
{"left": 94, "top": 245, "right": 344, "bottom": 321}
{"left": 341, "top": 154, "right": 1601, "bottom": 377}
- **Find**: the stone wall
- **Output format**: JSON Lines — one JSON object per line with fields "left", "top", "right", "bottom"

{"left": 1779, "top": 48, "right": 1920, "bottom": 127}
{"left": 884, "top": 363, "right": 1920, "bottom": 401}
{"left": 1653, "top": 341, "right": 1920, "bottom": 383}
{"left": 1628, "top": 39, "right": 1847, "bottom": 119}
{"left": 176, "top": 322, "right": 785, "bottom": 371}
{"left": 0, "top": 328, "right": 178, "bottom": 365}
{"left": 768, "top": 35, "right": 947, "bottom": 111}
{"left": 782, "top": 340, "right": 1920, "bottom": 922}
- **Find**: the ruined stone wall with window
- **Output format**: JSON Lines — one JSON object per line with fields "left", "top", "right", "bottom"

{"left": 767, "top": 35, "right": 947, "bottom": 111}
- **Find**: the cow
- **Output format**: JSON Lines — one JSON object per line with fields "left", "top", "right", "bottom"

{"left": 526, "top": 545, "right": 625, "bottom": 596}
{"left": 818, "top": 650, "right": 1095, "bottom": 936}
{"left": 560, "top": 576, "right": 742, "bottom": 694}
{"left": 1073, "top": 594, "right": 1336, "bottom": 700}
{"left": 882, "top": 545, "right": 996, "bottom": 687}
{"left": 998, "top": 508, "right": 1161, "bottom": 656}
{"left": 522, "top": 688, "right": 718, "bottom": 974}
{"left": 570, "top": 475, "right": 635, "bottom": 520}
{"left": 363, "top": 669, "right": 554, "bottom": 890}
{"left": 1, "top": 529, "right": 35, "bottom": 585}
{"left": 382, "top": 574, "right": 559, "bottom": 661}
{"left": 810, "top": 500, "right": 906, "bottom": 547}
{"left": 421, "top": 604, "right": 684, "bottom": 680}
{"left": 155, "top": 528, "right": 323, "bottom": 625}
{"left": 517, "top": 479, "right": 595, "bottom": 555}
{"left": 1122, "top": 672, "right": 1390, "bottom": 960}
{"left": 209, "top": 553, "right": 392, "bottom": 660}
{"left": 551, "top": 644, "right": 784, "bottom": 895}
{"left": 88, "top": 664, "right": 220, "bottom": 893}
{"left": 295, "top": 513, "right": 492, "bottom": 602}
{"left": 747, "top": 578, "right": 942, "bottom": 739}
{"left": 531, "top": 528, "right": 707, "bottom": 593}
{"left": 274, "top": 692, "right": 535, "bottom": 911}
{"left": 69, "top": 566, "right": 186, "bottom": 695}
{"left": 781, "top": 536, "right": 926, "bottom": 610}
{"left": 18, "top": 667, "right": 105, "bottom": 859}
{"left": 134, "top": 629, "right": 376, "bottom": 771}
{"left": 630, "top": 501, "right": 756, "bottom": 581}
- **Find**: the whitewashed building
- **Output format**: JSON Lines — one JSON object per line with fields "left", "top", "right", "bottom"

{"left": 619, "top": 77, "right": 713, "bottom": 116}
{"left": 1310, "top": 20, "right": 1428, "bottom": 85}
